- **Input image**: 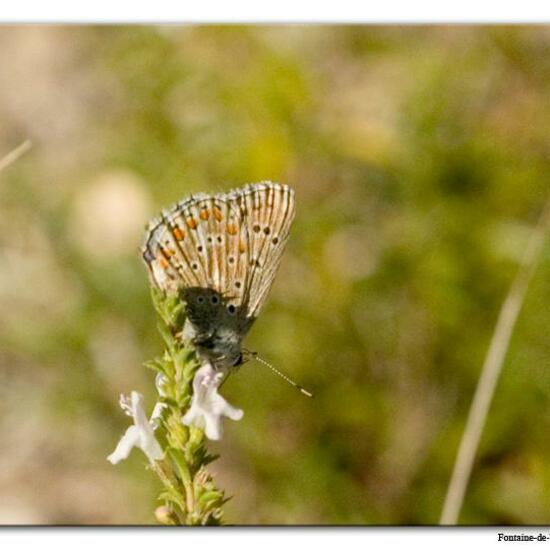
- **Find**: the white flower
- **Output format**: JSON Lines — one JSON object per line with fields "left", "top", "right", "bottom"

{"left": 182, "top": 364, "right": 243, "bottom": 441}
{"left": 107, "top": 391, "right": 164, "bottom": 465}
{"left": 155, "top": 372, "right": 168, "bottom": 396}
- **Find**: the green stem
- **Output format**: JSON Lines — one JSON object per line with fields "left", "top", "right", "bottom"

{"left": 146, "top": 288, "right": 227, "bottom": 525}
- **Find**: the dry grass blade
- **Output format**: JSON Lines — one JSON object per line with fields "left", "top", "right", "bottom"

{"left": 0, "top": 140, "right": 32, "bottom": 174}
{"left": 440, "top": 197, "right": 550, "bottom": 525}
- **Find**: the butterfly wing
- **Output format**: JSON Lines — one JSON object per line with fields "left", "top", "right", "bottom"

{"left": 235, "top": 182, "right": 295, "bottom": 318}
{"left": 142, "top": 181, "right": 295, "bottom": 321}
{"left": 142, "top": 192, "right": 250, "bottom": 304}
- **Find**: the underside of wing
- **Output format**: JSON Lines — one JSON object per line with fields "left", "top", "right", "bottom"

{"left": 142, "top": 193, "right": 250, "bottom": 307}
{"left": 235, "top": 182, "right": 295, "bottom": 317}
{"left": 141, "top": 181, "right": 295, "bottom": 319}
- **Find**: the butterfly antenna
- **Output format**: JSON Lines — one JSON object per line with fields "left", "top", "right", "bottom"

{"left": 244, "top": 350, "right": 313, "bottom": 398}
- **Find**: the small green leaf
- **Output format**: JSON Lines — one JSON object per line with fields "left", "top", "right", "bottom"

{"left": 159, "top": 396, "right": 179, "bottom": 408}
{"left": 158, "top": 322, "right": 176, "bottom": 351}
{"left": 158, "top": 489, "right": 186, "bottom": 512}
{"left": 144, "top": 357, "right": 166, "bottom": 373}
{"left": 202, "top": 453, "right": 220, "bottom": 466}
{"left": 167, "top": 448, "right": 192, "bottom": 485}
{"left": 198, "top": 490, "right": 223, "bottom": 507}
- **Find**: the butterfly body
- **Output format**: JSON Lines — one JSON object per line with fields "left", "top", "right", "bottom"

{"left": 142, "top": 182, "right": 295, "bottom": 371}
{"left": 181, "top": 287, "right": 252, "bottom": 369}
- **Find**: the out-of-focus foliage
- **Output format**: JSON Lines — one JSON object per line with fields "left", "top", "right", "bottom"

{"left": 0, "top": 25, "right": 549, "bottom": 525}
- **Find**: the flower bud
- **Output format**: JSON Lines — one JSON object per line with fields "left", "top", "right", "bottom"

{"left": 155, "top": 505, "right": 175, "bottom": 525}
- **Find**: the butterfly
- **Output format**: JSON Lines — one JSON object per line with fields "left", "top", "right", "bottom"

{"left": 141, "top": 181, "right": 295, "bottom": 372}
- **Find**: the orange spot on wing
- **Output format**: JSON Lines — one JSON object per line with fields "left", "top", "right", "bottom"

{"left": 213, "top": 207, "right": 223, "bottom": 222}
{"left": 173, "top": 227, "right": 185, "bottom": 241}
{"left": 186, "top": 217, "right": 198, "bottom": 229}
{"left": 158, "top": 257, "right": 169, "bottom": 269}
{"left": 226, "top": 223, "right": 238, "bottom": 236}
{"left": 239, "top": 240, "right": 246, "bottom": 254}
{"left": 199, "top": 208, "right": 210, "bottom": 221}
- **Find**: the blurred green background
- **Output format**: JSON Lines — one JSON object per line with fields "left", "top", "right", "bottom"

{"left": 0, "top": 25, "right": 549, "bottom": 525}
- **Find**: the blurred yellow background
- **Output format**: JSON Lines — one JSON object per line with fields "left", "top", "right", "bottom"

{"left": 0, "top": 25, "right": 549, "bottom": 525}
